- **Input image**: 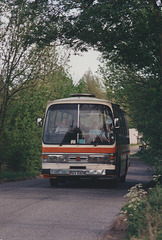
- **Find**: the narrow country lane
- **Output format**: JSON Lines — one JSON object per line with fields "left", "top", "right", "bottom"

{"left": 0, "top": 146, "right": 152, "bottom": 240}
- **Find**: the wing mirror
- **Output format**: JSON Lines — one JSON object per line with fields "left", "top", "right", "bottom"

{"left": 37, "top": 118, "right": 43, "bottom": 127}
{"left": 114, "top": 118, "right": 120, "bottom": 129}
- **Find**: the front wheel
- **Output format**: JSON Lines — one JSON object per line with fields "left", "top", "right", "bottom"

{"left": 119, "top": 173, "right": 126, "bottom": 183}
{"left": 119, "top": 157, "right": 128, "bottom": 183}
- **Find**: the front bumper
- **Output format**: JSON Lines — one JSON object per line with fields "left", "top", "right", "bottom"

{"left": 42, "top": 153, "right": 116, "bottom": 179}
{"left": 42, "top": 166, "right": 116, "bottom": 179}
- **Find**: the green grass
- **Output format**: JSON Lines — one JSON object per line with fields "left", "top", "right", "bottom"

{"left": 0, "top": 171, "right": 39, "bottom": 182}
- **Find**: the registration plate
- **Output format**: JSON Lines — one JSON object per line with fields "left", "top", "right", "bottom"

{"left": 69, "top": 170, "right": 86, "bottom": 176}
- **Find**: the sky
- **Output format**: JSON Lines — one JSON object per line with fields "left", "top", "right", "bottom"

{"left": 68, "top": 49, "right": 102, "bottom": 84}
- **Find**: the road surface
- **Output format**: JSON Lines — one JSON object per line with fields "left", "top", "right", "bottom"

{"left": 0, "top": 146, "right": 152, "bottom": 240}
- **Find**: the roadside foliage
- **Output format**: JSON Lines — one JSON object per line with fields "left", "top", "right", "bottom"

{"left": 0, "top": 1, "right": 161, "bottom": 176}
{"left": 0, "top": 2, "right": 161, "bottom": 238}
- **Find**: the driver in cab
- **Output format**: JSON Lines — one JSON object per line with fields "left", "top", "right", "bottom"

{"left": 55, "top": 118, "right": 69, "bottom": 133}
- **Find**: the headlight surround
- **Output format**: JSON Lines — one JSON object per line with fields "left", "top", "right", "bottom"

{"left": 42, "top": 153, "right": 116, "bottom": 164}
{"left": 42, "top": 155, "right": 68, "bottom": 163}
{"left": 89, "top": 154, "right": 116, "bottom": 164}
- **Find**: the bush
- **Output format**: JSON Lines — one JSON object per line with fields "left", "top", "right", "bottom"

{"left": 137, "top": 148, "right": 162, "bottom": 183}
{"left": 0, "top": 171, "right": 38, "bottom": 181}
{"left": 122, "top": 180, "right": 162, "bottom": 240}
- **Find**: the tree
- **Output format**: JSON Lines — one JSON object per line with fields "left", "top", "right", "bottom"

{"left": 0, "top": 45, "right": 74, "bottom": 172}
{"left": 73, "top": 70, "right": 106, "bottom": 98}
{"left": 73, "top": 78, "right": 89, "bottom": 94}
{"left": 59, "top": 0, "right": 161, "bottom": 76}
{"left": 1, "top": 92, "right": 43, "bottom": 172}
{"left": 56, "top": 0, "right": 162, "bottom": 151}
{"left": 82, "top": 70, "right": 106, "bottom": 98}
{"left": 100, "top": 62, "right": 162, "bottom": 150}
{"left": 0, "top": 1, "right": 75, "bottom": 172}
{"left": 0, "top": 0, "right": 60, "bottom": 135}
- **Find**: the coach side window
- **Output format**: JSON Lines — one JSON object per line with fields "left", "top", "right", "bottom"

{"left": 118, "top": 110, "right": 124, "bottom": 135}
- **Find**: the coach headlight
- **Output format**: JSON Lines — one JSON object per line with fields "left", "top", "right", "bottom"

{"left": 89, "top": 154, "right": 116, "bottom": 164}
{"left": 42, "top": 155, "right": 68, "bottom": 163}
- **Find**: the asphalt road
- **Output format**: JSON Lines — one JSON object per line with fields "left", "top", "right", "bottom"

{"left": 0, "top": 146, "right": 152, "bottom": 240}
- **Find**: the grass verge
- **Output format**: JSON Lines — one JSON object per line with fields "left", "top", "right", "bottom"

{"left": 122, "top": 182, "right": 162, "bottom": 240}
{"left": 0, "top": 171, "right": 40, "bottom": 183}
{"left": 122, "top": 149, "right": 162, "bottom": 240}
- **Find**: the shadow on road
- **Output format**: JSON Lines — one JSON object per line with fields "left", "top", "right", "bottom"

{"left": 46, "top": 145, "right": 152, "bottom": 190}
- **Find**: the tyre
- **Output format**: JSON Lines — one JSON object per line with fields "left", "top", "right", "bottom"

{"left": 119, "top": 157, "right": 128, "bottom": 183}
{"left": 119, "top": 173, "right": 126, "bottom": 183}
